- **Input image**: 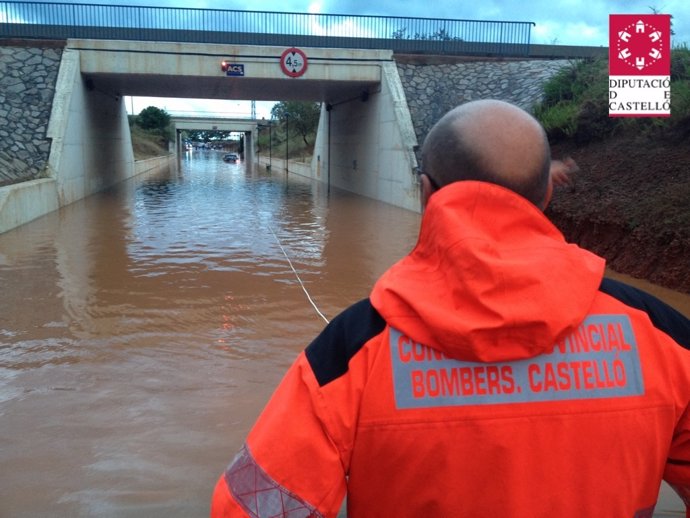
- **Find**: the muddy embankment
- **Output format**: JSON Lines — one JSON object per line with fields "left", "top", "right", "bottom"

{"left": 547, "top": 136, "right": 690, "bottom": 295}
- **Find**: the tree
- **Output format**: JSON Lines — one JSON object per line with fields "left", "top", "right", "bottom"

{"left": 271, "top": 101, "right": 321, "bottom": 147}
{"left": 136, "top": 106, "right": 171, "bottom": 132}
{"left": 392, "top": 26, "right": 463, "bottom": 41}
{"left": 648, "top": 6, "right": 675, "bottom": 36}
{"left": 186, "top": 129, "right": 234, "bottom": 142}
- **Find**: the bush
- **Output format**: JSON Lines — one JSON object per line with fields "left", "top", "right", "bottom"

{"left": 534, "top": 101, "right": 578, "bottom": 141}
{"left": 535, "top": 58, "right": 610, "bottom": 143}
{"left": 668, "top": 80, "right": 690, "bottom": 137}
{"left": 136, "top": 106, "right": 171, "bottom": 132}
{"left": 534, "top": 50, "right": 690, "bottom": 144}
{"left": 574, "top": 98, "right": 613, "bottom": 145}
{"left": 541, "top": 62, "right": 578, "bottom": 106}
{"left": 130, "top": 123, "right": 170, "bottom": 160}
{"left": 671, "top": 44, "right": 690, "bottom": 80}
{"left": 133, "top": 106, "right": 174, "bottom": 147}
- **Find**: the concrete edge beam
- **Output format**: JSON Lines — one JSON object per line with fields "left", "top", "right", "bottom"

{"left": 0, "top": 178, "right": 59, "bottom": 234}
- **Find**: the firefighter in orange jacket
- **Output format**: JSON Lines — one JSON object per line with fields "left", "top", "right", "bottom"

{"left": 211, "top": 100, "right": 690, "bottom": 518}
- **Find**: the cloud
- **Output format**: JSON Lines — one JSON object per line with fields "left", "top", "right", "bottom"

{"left": 308, "top": 1, "right": 322, "bottom": 14}
{"left": 532, "top": 20, "right": 606, "bottom": 46}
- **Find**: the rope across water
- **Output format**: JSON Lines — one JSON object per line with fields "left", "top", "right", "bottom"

{"left": 268, "top": 225, "right": 330, "bottom": 325}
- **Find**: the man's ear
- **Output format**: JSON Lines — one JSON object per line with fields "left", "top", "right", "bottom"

{"left": 421, "top": 174, "right": 435, "bottom": 211}
{"left": 541, "top": 176, "right": 554, "bottom": 211}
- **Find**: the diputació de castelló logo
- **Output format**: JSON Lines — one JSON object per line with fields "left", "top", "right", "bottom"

{"left": 609, "top": 14, "right": 671, "bottom": 117}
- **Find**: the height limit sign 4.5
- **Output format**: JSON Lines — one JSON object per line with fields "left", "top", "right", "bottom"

{"left": 280, "top": 48, "right": 308, "bottom": 78}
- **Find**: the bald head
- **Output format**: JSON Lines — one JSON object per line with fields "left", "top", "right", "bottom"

{"left": 421, "top": 100, "right": 551, "bottom": 208}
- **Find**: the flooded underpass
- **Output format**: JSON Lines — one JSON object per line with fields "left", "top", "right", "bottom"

{"left": 1, "top": 151, "right": 688, "bottom": 517}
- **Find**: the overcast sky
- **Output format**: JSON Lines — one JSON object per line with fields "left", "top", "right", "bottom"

{"left": 76, "top": 0, "right": 687, "bottom": 118}
{"left": 97, "top": 0, "right": 689, "bottom": 47}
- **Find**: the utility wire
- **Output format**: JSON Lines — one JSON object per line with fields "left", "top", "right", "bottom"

{"left": 268, "top": 226, "right": 330, "bottom": 324}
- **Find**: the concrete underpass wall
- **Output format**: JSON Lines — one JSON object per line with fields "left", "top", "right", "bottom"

{"left": 0, "top": 43, "right": 63, "bottom": 234}
{"left": 0, "top": 178, "right": 59, "bottom": 234}
{"left": 310, "top": 57, "right": 572, "bottom": 213}
{"left": 0, "top": 43, "right": 166, "bottom": 234}
{"left": 312, "top": 60, "right": 421, "bottom": 212}
{"left": 47, "top": 47, "right": 136, "bottom": 206}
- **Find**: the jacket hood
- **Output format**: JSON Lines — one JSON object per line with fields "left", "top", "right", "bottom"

{"left": 371, "top": 181, "right": 606, "bottom": 363}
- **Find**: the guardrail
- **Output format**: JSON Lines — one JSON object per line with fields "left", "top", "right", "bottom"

{"left": 0, "top": 1, "right": 534, "bottom": 56}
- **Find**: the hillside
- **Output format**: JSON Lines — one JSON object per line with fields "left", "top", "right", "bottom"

{"left": 130, "top": 124, "right": 170, "bottom": 160}
{"left": 548, "top": 133, "right": 690, "bottom": 294}
{"left": 536, "top": 51, "right": 690, "bottom": 295}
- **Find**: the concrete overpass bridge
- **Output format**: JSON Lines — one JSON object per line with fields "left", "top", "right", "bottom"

{"left": 0, "top": 2, "right": 606, "bottom": 233}
{"left": 1, "top": 37, "right": 418, "bottom": 232}
{"left": 169, "top": 115, "right": 264, "bottom": 165}
{"left": 66, "top": 37, "right": 399, "bottom": 202}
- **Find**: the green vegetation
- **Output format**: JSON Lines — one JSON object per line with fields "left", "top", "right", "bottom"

{"left": 391, "top": 27, "right": 463, "bottom": 41}
{"left": 129, "top": 117, "right": 170, "bottom": 160}
{"left": 257, "top": 101, "right": 320, "bottom": 161}
{"left": 135, "top": 106, "right": 171, "bottom": 132}
{"left": 533, "top": 45, "right": 690, "bottom": 144}
{"left": 128, "top": 106, "right": 173, "bottom": 159}
{"left": 539, "top": 46, "right": 690, "bottom": 292}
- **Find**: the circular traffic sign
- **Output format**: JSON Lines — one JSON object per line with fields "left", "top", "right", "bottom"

{"left": 280, "top": 47, "right": 308, "bottom": 78}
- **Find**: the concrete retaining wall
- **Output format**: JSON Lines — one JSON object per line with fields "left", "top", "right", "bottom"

{"left": 0, "top": 155, "right": 175, "bottom": 234}
{"left": 306, "top": 56, "right": 573, "bottom": 213}
{"left": 47, "top": 47, "right": 137, "bottom": 206}
{"left": 310, "top": 57, "right": 422, "bottom": 212}
{"left": 135, "top": 155, "right": 176, "bottom": 176}
{"left": 0, "top": 43, "right": 165, "bottom": 234}
{"left": 0, "top": 178, "right": 58, "bottom": 234}
{"left": 257, "top": 156, "right": 311, "bottom": 177}
{"left": 395, "top": 57, "right": 573, "bottom": 158}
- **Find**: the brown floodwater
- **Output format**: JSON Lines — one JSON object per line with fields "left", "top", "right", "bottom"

{"left": 0, "top": 152, "right": 688, "bottom": 517}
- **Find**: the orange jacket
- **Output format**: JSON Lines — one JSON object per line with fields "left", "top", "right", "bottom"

{"left": 211, "top": 181, "right": 690, "bottom": 518}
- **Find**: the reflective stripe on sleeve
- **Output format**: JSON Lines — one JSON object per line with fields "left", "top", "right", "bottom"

{"left": 668, "top": 483, "right": 690, "bottom": 507}
{"left": 224, "top": 444, "right": 324, "bottom": 518}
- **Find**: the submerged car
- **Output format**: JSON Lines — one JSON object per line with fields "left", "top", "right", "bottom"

{"left": 223, "top": 153, "right": 240, "bottom": 163}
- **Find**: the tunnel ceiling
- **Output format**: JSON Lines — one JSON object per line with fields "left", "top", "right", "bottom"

{"left": 85, "top": 72, "right": 379, "bottom": 104}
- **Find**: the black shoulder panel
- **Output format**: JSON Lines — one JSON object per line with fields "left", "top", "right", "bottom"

{"left": 600, "top": 277, "right": 690, "bottom": 349}
{"left": 305, "top": 298, "right": 386, "bottom": 387}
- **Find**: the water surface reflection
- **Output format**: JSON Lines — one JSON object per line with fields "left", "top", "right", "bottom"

{"left": 0, "top": 151, "right": 420, "bottom": 517}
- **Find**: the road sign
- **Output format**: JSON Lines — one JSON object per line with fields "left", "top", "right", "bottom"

{"left": 280, "top": 47, "right": 308, "bottom": 78}
{"left": 221, "top": 61, "right": 245, "bottom": 76}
